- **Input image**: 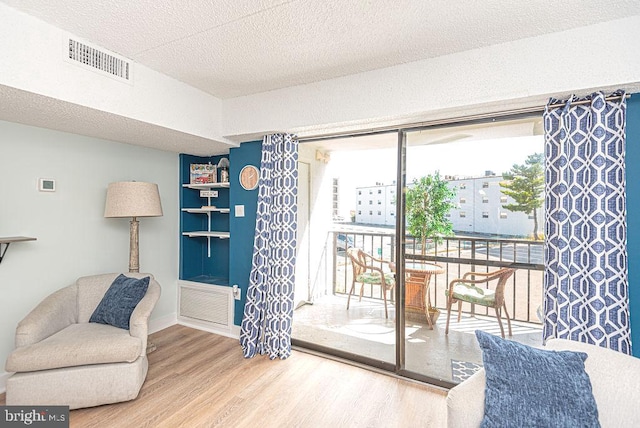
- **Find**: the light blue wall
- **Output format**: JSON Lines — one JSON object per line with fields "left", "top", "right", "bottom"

{"left": 0, "top": 120, "right": 180, "bottom": 384}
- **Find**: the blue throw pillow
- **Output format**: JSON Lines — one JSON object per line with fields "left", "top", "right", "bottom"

{"left": 475, "top": 330, "right": 600, "bottom": 428}
{"left": 90, "top": 274, "right": 150, "bottom": 330}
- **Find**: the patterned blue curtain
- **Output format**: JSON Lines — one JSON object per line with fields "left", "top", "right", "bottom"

{"left": 240, "top": 133, "right": 298, "bottom": 359}
{"left": 543, "top": 91, "right": 631, "bottom": 354}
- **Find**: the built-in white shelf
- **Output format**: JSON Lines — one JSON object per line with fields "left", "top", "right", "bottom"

{"left": 182, "top": 231, "right": 230, "bottom": 239}
{"left": 182, "top": 182, "right": 230, "bottom": 190}
{"left": 181, "top": 207, "right": 230, "bottom": 214}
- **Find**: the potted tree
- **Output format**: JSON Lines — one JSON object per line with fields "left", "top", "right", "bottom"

{"left": 405, "top": 172, "right": 456, "bottom": 325}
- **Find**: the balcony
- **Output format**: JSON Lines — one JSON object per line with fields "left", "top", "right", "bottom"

{"left": 291, "top": 229, "right": 544, "bottom": 385}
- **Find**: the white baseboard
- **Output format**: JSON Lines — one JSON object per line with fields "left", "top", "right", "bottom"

{"left": 149, "top": 312, "right": 177, "bottom": 334}
{"left": 0, "top": 370, "right": 11, "bottom": 395}
{"left": 178, "top": 318, "right": 241, "bottom": 340}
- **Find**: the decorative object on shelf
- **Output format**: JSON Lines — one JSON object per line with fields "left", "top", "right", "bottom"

{"left": 190, "top": 163, "right": 216, "bottom": 184}
{"left": 0, "top": 236, "right": 36, "bottom": 265}
{"left": 239, "top": 165, "right": 259, "bottom": 190}
{"left": 104, "top": 181, "right": 163, "bottom": 273}
{"left": 217, "top": 158, "right": 230, "bottom": 183}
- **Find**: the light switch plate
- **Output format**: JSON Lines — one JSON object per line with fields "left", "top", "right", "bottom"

{"left": 235, "top": 205, "right": 245, "bottom": 217}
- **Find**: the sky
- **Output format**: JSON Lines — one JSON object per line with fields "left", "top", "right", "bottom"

{"left": 328, "top": 134, "right": 544, "bottom": 217}
{"left": 330, "top": 135, "right": 543, "bottom": 187}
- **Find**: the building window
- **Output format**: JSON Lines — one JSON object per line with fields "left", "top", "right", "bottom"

{"left": 369, "top": 190, "right": 373, "bottom": 195}
{"left": 482, "top": 197, "right": 489, "bottom": 203}
{"left": 358, "top": 200, "right": 361, "bottom": 205}
{"left": 390, "top": 211, "right": 395, "bottom": 216}
{"left": 358, "top": 190, "right": 362, "bottom": 195}
{"left": 460, "top": 212, "right": 466, "bottom": 218}
{"left": 445, "top": 213, "right": 451, "bottom": 218}
{"left": 358, "top": 210, "right": 361, "bottom": 215}
{"left": 369, "top": 211, "right": 373, "bottom": 215}
{"left": 378, "top": 200, "right": 382, "bottom": 205}
{"left": 369, "top": 200, "right": 373, "bottom": 205}
{"left": 528, "top": 214, "right": 535, "bottom": 219}
{"left": 460, "top": 183, "right": 466, "bottom": 189}
{"left": 482, "top": 212, "right": 489, "bottom": 218}
{"left": 500, "top": 212, "right": 508, "bottom": 219}
{"left": 378, "top": 211, "right": 382, "bottom": 215}
{"left": 378, "top": 189, "right": 382, "bottom": 194}
{"left": 460, "top": 198, "right": 466, "bottom": 204}
{"left": 500, "top": 196, "right": 508, "bottom": 203}
{"left": 483, "top": 182, "right": 489, "bottom": 188}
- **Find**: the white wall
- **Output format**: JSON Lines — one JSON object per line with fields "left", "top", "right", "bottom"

{"left": 223, "top": 16, "right": 640, "bottom": 140}
{"left": 0, "top": 120, "right": 179, "bottom": 391}
{"left": 0, "top": 3, "right": 223, "bottom": 143}
{"left": 298, "top": 143, "right": 333, "bottom": 299}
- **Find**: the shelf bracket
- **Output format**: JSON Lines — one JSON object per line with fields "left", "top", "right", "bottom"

{"left": 0, "top": 242, "right": 11, "bottom": 264}
{"left": 0, "top": 237, "right": 37, "bottom": 265}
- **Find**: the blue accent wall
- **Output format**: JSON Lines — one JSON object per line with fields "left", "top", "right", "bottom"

{"left": 229, "top": 141, "right": 262, "bottom": 325}
{"left": 626, "top": 93, "right": 640, "bottom": 356}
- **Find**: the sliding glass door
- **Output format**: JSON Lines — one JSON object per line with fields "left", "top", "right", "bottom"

{"left": 291, "top": 132, "right": 398, "bottom": 369}
{"left": 400, "top": 117, "right": 545, "bottom": 383}
{"left": 291, "top": 114, "right": 545, "bottom": 386}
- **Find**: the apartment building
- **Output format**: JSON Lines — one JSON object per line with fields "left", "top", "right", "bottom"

{"left": 355, "top": 174, "right": 543, "bottom": 237}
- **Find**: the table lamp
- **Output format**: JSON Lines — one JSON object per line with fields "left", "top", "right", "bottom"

{"left": 104, "top": 181, "right": 163, "bottom": 273}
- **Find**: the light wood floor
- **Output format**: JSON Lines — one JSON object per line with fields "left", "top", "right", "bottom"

{"left": 2, "top": 325, "right": 448, "bottom": 428}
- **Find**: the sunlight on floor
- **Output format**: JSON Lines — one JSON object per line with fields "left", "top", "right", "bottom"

{"left": 292, "top": 294, "right": 544, "bottom": 383}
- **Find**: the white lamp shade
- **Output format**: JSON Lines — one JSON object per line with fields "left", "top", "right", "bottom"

{"left": 104, "top": 182, "right": 163, "bottom": 218}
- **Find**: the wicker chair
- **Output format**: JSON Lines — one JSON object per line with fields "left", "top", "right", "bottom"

{"left": 346, "top": 248, "right": 395, "bottom": 318}
{"left": 444, "top": 268, "right": 516, "bottom": 338}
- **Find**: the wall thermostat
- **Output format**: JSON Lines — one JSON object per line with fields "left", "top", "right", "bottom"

{"left": 39, "top": 178, "right": 56, "bottom": 192}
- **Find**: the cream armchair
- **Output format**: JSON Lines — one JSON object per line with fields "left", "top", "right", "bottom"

{"left": 4, "top": 273, "right": 161, "bottom": 409}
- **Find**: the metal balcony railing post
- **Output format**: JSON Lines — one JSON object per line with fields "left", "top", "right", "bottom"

{"left": 332, "top": 232, "right": 337, "bottom": 295}
{"left": 470, "top": 239, "right": 476, "bottom": 317}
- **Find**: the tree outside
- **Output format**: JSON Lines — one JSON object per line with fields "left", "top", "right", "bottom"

{"left": 405, "top": 172, "right": 456, "bottom": 255}
{"left": 499, "top": 153, "right": 544, "bottom": 240}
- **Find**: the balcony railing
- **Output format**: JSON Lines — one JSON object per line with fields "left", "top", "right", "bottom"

{"left": 332, "top": 231, "right": 544, "bottom": 324}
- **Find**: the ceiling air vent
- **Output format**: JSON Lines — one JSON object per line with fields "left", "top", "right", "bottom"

{"left": 67, "top": 38, "right": 131, "bottom": 82}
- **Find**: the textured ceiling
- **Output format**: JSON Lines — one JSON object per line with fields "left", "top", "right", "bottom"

{"left": 3, "top": 0, "right": 638, "bottom": 99}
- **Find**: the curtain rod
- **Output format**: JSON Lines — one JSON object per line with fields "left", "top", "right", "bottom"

{"left": 299, "top": 93, "right": 632, "bottom": 143}
{"left": 546, "top": 93, "right": 630, "bottom": 110}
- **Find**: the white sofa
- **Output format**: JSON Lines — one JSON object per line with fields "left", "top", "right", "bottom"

{"left": 4, "top": 273, "right": 160, "bottom": 409}
{"left": 447, "top": 338, "right": 640, "bottom": 428}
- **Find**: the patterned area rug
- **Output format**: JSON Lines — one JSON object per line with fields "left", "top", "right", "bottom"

{"left": 451, "top": 359, "right": 482, "bottom": 382}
